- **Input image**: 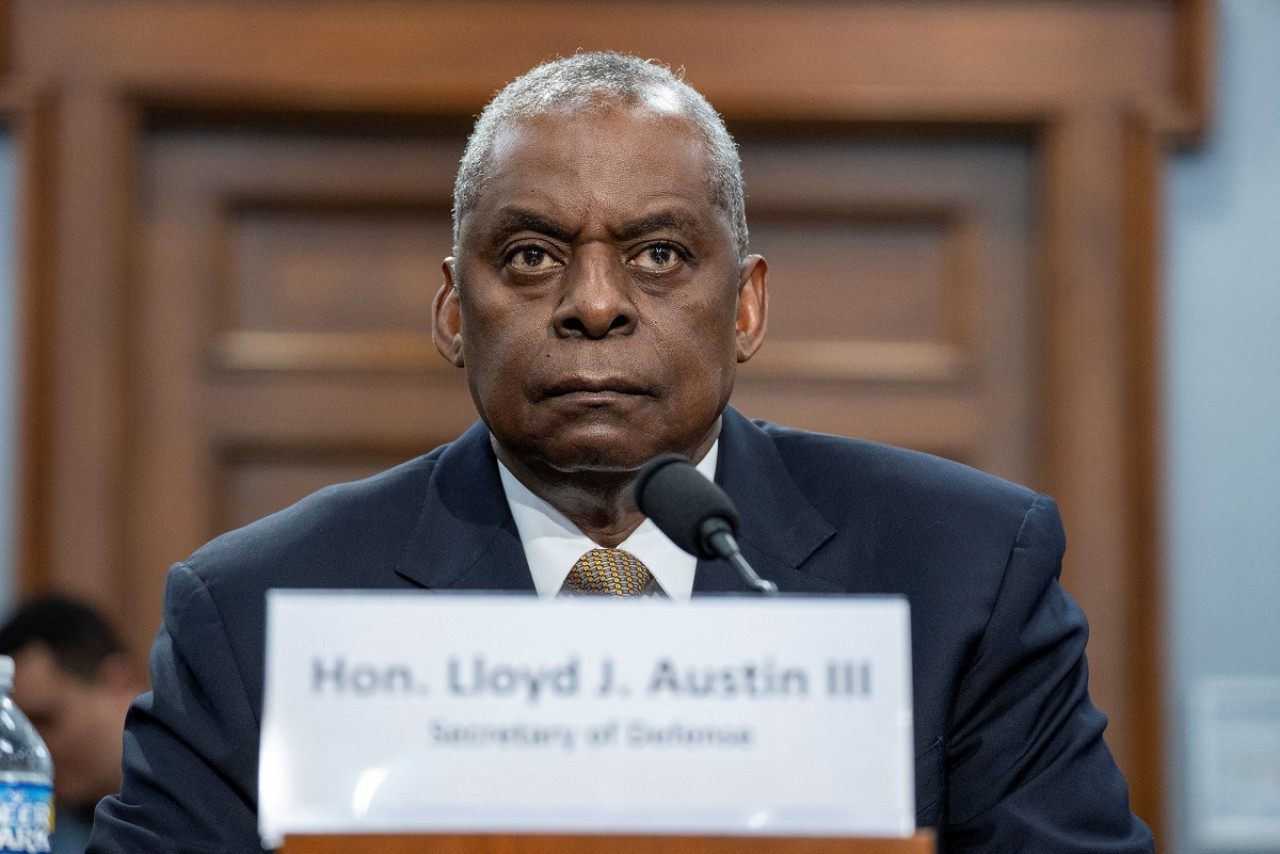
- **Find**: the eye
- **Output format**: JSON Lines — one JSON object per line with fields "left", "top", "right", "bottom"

{"left": 505, "top": 245, "right": 560, "bottom": 273}
{"left": 629, "top": 242, "right": 684, "bottom": 272}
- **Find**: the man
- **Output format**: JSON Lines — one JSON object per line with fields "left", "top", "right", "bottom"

{"left": 88, "top": 53, "right": 1154, "bottom": 851}
{"left": 0, "top": 596, "right": 142, "bottom": 854}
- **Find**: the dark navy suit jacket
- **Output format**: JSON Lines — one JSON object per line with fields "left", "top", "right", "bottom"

{"left": 89, "top": 408, "right": 1154, "bottom": 852}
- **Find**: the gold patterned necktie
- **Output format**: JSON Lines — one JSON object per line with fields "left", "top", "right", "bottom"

{"left": 564, "top": 548, "right": 654, "bottom": 596}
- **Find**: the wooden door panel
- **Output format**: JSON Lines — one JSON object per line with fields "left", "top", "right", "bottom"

{"left": 139, "top": 127, "right": 1038, "bottom": 579}
{"left": 736, "top": 137, "right": 1037, "bottom": 484}
{"left": 128, "top": 123, "right": 1043, "bottom": 672}
{"left": 229, "top": 204, "right": 444, "bottom": 335}
{"left": 133, "top": 126, "right": 472, "bottom": 640}
{"left": 752, "top": 215, "right": 955, "bottom": 341}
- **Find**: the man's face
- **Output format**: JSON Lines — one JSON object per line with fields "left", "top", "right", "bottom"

{"left": 435, "top": 105, "right": 766, "bottom": 478}
{"left": 11, "top": 645, "right": 131, "bottom": 807}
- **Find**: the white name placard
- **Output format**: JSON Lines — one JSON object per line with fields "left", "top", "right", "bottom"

{"left": 259, "top": 592, "right": 914, "bottom": 845}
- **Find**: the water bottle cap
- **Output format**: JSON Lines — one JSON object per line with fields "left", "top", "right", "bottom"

{"left": 0, "top": 654, "right": 12, "bottom": 691}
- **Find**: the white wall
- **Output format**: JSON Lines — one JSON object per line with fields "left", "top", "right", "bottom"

{"left": 1165, "top": 1, "right": 1280, "bottom": 851}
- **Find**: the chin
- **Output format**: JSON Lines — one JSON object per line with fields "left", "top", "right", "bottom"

{"left": 496, "top": 408, "right": 720, "bottom": 474}
{"left": 541, "top": 444, "right": 649, "bottom": 474}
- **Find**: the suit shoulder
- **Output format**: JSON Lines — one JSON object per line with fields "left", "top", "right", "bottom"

{"left": 752, "top": 419, "right": 1041, "bottom": 523}
{"left": 182, "top": 447, "right": 446, "bottom": 589}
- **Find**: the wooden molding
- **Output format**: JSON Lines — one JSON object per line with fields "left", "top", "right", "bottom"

{"left": 1170, "top": 0, "right": 1215, "bottom": 143}
{"left": 0, "top": 0, "right": 10, "bottom": 80}
{"left": 1118, "top": 108, "right": 1169, "bottom": 829}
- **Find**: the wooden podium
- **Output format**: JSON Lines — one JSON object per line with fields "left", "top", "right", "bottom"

{"left": 281, "top": 831, "right": 936, "bottom": 854}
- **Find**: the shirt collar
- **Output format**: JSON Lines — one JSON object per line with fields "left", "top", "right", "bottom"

{"left": 496, "top": 442, "right": 719, "bottom": 601}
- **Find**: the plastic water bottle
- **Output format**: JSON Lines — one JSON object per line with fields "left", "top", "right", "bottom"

{"left": 0, "top": 655, "right": 53, "bottom": 854}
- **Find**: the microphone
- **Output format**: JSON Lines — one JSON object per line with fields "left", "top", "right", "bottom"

{"left": 633, "top": 453, "right": 778, "bottom": 596}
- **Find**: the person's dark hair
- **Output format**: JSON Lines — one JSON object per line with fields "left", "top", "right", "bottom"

{"left": 0, "top": 595, "right": 127, "bottom": 682}
{"left": 454, "top": 51, "right": 749, "bottom": 261}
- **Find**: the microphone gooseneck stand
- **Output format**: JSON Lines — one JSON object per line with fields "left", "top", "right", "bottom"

{"left": 633, "top": 453, "right": 778, "bottom": 596}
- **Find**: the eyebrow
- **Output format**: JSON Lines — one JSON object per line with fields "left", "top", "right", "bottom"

{"left": 613, "top": 210, "right": 701, "bottom": 243}
{"left": 487, "top": 208, "right": 575, "bottom": 243}
{"left": 485, "top": 207, "right": 702, "bottom": 247}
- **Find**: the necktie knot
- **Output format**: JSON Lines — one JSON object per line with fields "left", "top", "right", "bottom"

{"left": 564, "top": 548, "right": 654, "bottom": 596}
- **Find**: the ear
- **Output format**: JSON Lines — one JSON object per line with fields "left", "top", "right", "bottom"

{"left": 432, "top": 258, "right": 465, "bottom": 367}
{"left": 734, "top": 254, "right": 768, "bottom": 363}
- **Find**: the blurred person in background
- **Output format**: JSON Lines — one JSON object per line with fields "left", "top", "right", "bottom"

{"left": 0, "top": 596, "right": 144, "bottom": 854}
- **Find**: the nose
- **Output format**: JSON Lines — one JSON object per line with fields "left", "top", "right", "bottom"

{"left": 552, "top": 246, "right": 637, "bottom": 339}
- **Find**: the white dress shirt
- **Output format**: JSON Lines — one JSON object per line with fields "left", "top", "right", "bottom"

{"left": 496, "top": 442, "right": 719, "bottom": 601}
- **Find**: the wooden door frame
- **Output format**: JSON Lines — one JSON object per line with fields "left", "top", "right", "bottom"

{"left": 1, "top": 0, "right": 1214, "bottom": 836}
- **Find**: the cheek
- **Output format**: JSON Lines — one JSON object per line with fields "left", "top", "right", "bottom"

{"left": 664, "top": 297, "right": 742, "bottom": 364}
{"left": 460, "top": 292, "right": 537, "bottom": 355}
{"left": 40, "top": 723, "right": 77, "bottom": 766}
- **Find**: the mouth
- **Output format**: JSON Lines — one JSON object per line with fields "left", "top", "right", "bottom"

{"left": 541, "top": 376, "right": 652, "bottom": 403}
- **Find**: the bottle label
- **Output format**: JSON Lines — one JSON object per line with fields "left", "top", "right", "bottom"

{"left": 0, "top": 782, "right": 52, "bottom": 854}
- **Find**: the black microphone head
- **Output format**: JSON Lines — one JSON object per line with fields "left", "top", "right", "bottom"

{"left": 633, "top": 453, "right": 740, "bottom": 559}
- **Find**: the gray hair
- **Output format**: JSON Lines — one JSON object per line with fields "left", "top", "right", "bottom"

{"left": 453, "top": 52, "right": 748, "bottom": 261}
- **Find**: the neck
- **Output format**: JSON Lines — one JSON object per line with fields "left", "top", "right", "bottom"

{"left": 492, "top": 424, "right": 720, "bottom": 548}
{"left": 493, "top": 451, "right": 644, "bottom": 548}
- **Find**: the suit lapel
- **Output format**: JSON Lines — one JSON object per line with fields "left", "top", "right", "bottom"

{"left": 393, "top": 421, "right": 536, "bottom": 593}
{"left": 694, "top": 409, "right": 841, "bottom": 595}
{"left": 393, "top": 410, "right": 839, "bottom": 596}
